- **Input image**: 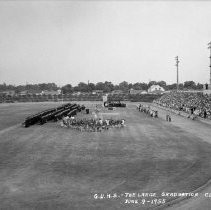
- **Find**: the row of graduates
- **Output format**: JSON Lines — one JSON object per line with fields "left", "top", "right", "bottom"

{"left": 61, "top": 116, "right": 126, "bottom": 132}
{"left": 138, "top": 104, "right": 158, "bottom": 118}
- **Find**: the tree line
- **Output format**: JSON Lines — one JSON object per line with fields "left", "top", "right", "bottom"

{"left": 0, "top": 81, "right": 204, "bottom": 94}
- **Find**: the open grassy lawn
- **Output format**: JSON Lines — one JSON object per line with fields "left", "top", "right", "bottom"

{"left": 0, "top": 102, "right": 211, "bottom": 210}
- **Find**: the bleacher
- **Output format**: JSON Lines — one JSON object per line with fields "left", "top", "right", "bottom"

{"left": 154, "top": 91, "right": 211, "bottom": 119}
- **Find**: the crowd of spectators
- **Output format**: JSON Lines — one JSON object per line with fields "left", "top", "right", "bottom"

{"left": 154, "top": 91, "right": 211, "bottom": 119}
{"left": 137, "top": 104, "right": 158, "bottom": 118}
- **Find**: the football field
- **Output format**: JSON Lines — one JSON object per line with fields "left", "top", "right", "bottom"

{"left": 0, "top": 102, "right": 211, "bottom": 210}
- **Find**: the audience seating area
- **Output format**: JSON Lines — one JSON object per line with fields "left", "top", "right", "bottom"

{"left": 154, "top": 91, "right": 211, "bottom": 119}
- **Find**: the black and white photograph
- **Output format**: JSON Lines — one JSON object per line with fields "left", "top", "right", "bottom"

{"left": 0, "top": 0, "right": 211, "bottom": 209}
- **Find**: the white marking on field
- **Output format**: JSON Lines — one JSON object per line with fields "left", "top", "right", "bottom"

{"left": 126, "top": 107, "right": 137, "bottom": 109}
{"left": 97, "top": 112, "right": 120, "bottom": 120}
{"left": 4, "top": 182, "right": 22, "bottom": 194}
{"left": 0, "top": 124, "right": 20, "bottom": 135}
{"left": 108, "top": 180, "right": 126, "bottom": 191}
{"left": 100, "top": 112, "right": 120, "bottom": 115}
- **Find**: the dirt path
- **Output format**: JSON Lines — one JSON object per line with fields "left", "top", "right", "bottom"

{"left": 165, "top": 184, "right": 211, "bottom": 210}
{"left": 0, "top": 124, "right": 21, "bottom": 135}
{"left": 148, "top": 104, "right": 211, "bottom": 210}
{"left": 150, "top": 104, "right": 211, "bottom": 144}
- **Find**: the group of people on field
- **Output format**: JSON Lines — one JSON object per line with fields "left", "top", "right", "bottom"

{"left": 138, "top": 104, "right": 158, "bottom": 118}
{"left": 60, "top": 115, "right": 126, "bottom": 132}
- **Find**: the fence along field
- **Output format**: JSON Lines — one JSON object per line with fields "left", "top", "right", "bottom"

{"left": 0, "top": 102, "right": 211, "bottom": 209}
{"left": 0, "top": 93, "right": 161, "bottom": 103}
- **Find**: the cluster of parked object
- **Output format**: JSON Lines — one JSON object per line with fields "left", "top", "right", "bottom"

{"left": 22, "top": 103, "right": 85, "bottom": 127}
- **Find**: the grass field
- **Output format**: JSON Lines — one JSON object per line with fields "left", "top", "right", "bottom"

{"left": 0, "top": 102, "right": 211, "bottom": 210}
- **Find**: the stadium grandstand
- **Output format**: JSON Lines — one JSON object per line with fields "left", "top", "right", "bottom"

{"left": 154, "top": 91, "right": 211, "bottom": 119}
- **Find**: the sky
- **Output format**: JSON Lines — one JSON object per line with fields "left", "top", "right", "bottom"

{"left": 0, "top": 1, "right": 211, "bottom": 86}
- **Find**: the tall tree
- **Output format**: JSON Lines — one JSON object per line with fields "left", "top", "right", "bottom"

{"left": 74, "top": 82, "right": 88, "bottom": 92}
{"left": 148, "top": 81, "right": 157, "bottom": 88}
{"left": 95, "top": 82, "right": 104, "bottom": 90}
{"left": 196, "top": 83, "right": 203, "bottom": 90}
{"left": 184, "top": 81, "right": 196, "bottom": 89}
{"left": 132, "top": 82, "right": 143, "bottom": 90}
{"left": 104, "top": 81, "right": 114, "bottom": 92}
{"left": 157, "top": 81, "right": 167, "bottom": 88}
{"left": 88, "top": 83, "right": 95, "bottom": 92}
{"left": 119, "top": 81, "right": 129, "bottom": 91}
{"left": 167, "top": 83, "right": 177, "bottom": 90}
{"left": 61, "top": 84, "right": 73, "bottom": 94}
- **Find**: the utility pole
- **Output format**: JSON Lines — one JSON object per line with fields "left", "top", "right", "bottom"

{"left": 88, "top": 80, "right": 90, "bottom": 93}
{"left": 175, "top": 56, "right": 179, "bottom": 91}
{"left": 208, "top": 42, "right": 211, "bottom": 85}
{"left": 61, "top": 89, "right": 63, "bottom": 104}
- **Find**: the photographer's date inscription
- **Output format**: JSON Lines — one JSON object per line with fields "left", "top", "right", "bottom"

{"left": 93, "top": 192, "right": 211, "bottom": 206}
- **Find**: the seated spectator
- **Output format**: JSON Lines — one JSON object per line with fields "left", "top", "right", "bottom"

{"left": 154, "top": 91, "right": 211, "bottom": 119}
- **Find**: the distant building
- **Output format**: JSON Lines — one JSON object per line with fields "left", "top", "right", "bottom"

{"left": 41, "top": 90, "right": 61, "bottom": 95}
{"left": 0, "top": 90, "right": 15, "bottom": 96}
{"left": 72, "top": 91, "right": 81, "bottom": 96}
{"left": 92, "top": 90, "right": 104, "bottom": 94}
{"left": 129, "top": 89, "right": 144, "bottom": 95}
{"left": 111, "top": 90, "right": 124, "bottom": 95}
{"left": 148, "top": 85, "right": 165, "bottom": 94}
{"left": 140, "top": 90, "right": 148, "bottom": 94}
{"left": 28, "top": 90, "right": 42, "bottom": 95}
{"left": 80, "top": 92, "right": 88, "bottom": 96}
{"left": 19, "top": 90, "right": 28, "bottom": 96}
